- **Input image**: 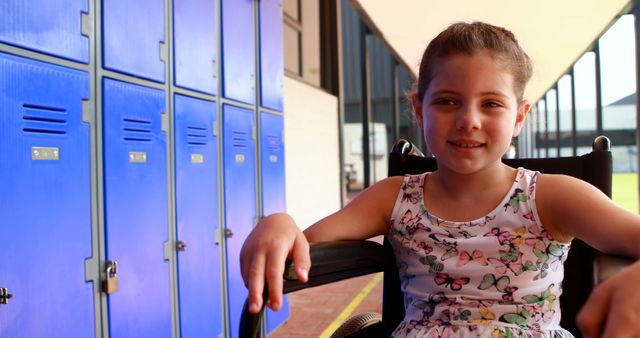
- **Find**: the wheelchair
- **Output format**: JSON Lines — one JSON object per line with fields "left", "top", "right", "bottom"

{"left": 240, "top": 135, "right": 632, "bottom": 338}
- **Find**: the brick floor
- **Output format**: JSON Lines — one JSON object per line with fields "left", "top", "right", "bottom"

{"left": 268, "top": 273, "right": 384, "bottom": 337}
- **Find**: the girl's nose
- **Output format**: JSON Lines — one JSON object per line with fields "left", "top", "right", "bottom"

{"left": 455, "top": 107, "right": 481, "bottom": 131}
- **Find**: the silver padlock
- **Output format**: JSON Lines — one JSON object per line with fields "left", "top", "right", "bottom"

{"left": 103, "top": 260, "right": 118, "bottom": 294}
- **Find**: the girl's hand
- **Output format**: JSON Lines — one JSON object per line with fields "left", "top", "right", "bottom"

{"left": 577, "top": 259, "right": 640, "bottom": 338}
{"left": 240, "top": 213, "right": 310, "bottom": 314}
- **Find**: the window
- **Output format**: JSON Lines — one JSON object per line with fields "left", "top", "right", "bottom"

{"left": 282, "top": 0, "right": 320, "bottom": 87}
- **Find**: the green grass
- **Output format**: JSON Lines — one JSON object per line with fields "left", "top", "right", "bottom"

{"left": 612, "top": 173, "right": 639, "bottom": 213}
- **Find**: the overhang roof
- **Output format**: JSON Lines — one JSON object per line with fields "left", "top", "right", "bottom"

{"left": 352, "top": 0, "right": 633, "bottom": 101}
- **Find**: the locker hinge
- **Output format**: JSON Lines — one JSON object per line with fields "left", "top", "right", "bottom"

{"left": 161, "top": 112, "right": 169, "bottom": 132}
{"left": 213, "top": 119, "right": 219, "bottom": 138}
{"left": 252, "top": 125, "right": 256, "bottom": 140}
{"left": 81, "top": 11, "right": 93, "bottom": 38}
{"left": 163, "top": 241, "right": 172, "bottom": 261}
{"left": 212, "top": 59, "right": 218, "bottom": 80}
{"left": 159, "top": 41, "right": 168, "bottom": 63}
{"left": 84, "top": 256, "right": 100, "bottom": 283}
{"left": 82, "top": 99, "right": 92, "bottom": 123}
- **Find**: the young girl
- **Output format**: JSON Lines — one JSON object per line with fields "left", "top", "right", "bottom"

{"left": 241, "top": 22, "right": 640, "bottom": 337}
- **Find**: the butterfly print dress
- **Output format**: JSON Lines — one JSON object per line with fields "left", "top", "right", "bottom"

{"left": 388, "top": 168, "right": 573, "bottom": 338}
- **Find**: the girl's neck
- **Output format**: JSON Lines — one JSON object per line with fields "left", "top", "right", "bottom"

{"left": 429, "top": 162, "right": 516, "bottom": 200}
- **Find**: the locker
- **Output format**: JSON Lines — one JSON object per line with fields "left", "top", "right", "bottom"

{"left": 174, "top": 94, "right": 223, "bottom": 337}
{"left": 173, "top": 0, "right": 218, "bottom": 95}
{"left": 0, "top": 0, "right": 89, "bottom": 63}
{"left": 102, "top": 78, "right": 171, "bottom": 337}
{"left": 260, "top": 112, "right": 289, "bottom": 333}
{"left": 0, "top": 53, "right": 93, "bottom": 336}
{"left": 259, "top": 0, "right": 284, "bottom": 111}
{"left": 102, "top": 0, "right": 165, "bottom": 82}
{"left": 221, "top": 0, "right": 255, "bottom": 105}
{"left": 223, "top": 105, "right": 256, "bottom": 338}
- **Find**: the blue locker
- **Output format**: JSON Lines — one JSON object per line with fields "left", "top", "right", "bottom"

{"left": 223, "top": 105, "right": 256, "bottom": 338}
{"left": 174, "top": 94, "right": 223, "bottom": 337}
{"left": 102, "top": 79, "right": 171, "bottom": 337}
{"left": 221, "top": 0, "right": 255, "bottom": 105}
{"left": 173, "top": 0, "right": 218, "bottom": 95}
{"left": 259, "top": 0, "right": 284, "bottom": 111}
{"left": 102, "top": 0, "right": 165, "bottom": 82}
{"left": 260, "top": 113, "right": 290, "bottom": 333}
{"left": 0, "top": 0, "right": 89, "bottom": 63}
{"left": 0, "top": 53, "right": 93, "bottom": 336}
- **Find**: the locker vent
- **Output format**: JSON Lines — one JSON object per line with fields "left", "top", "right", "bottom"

{"left": 267, "top": 135, "right": 280, "bottom": 152}
{"left": 122, "top": 117, "right": 152, "bottom": 142}
{"left": 231, "top": 130, "right": 249, "bottom": 148}
{"left": 22, "top": 103, "right": 68, "bottom": 135}
{"left": 187, "top": 125, "right": 208, "bottom": 146}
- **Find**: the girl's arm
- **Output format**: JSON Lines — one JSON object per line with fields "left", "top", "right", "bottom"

{"left": 535, "top": 174, "right": 640, "bottom": 257}
{"left": 241, "top": 176, "right": 403, "bottom": 313}
{"left": 536, "top": 174, "right": 640, "bottom": 338}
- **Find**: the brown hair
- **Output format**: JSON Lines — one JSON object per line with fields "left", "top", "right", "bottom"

{"left": 416, "top": 21, "right": 532, "bottom": 102}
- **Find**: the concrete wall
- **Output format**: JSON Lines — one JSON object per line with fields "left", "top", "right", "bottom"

{"left": 283, "top": 76, "right": 342, "bottom": 229}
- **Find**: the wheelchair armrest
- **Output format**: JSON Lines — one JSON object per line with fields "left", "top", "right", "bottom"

{"left": 284, "top": 240, "right": 388, "bottom": 292}
{"left": 239, "top": 240, "right": 388, "bottom": 338}
{"left": 595, "top": 254, "right": 635, "bottom": 284}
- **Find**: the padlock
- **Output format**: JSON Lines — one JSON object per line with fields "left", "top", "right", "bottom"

{"left": 103, "top": 276, "right": 118, "bottom": 294}
{"left": 103, "top": 260, "right": 119, "bottom": 294}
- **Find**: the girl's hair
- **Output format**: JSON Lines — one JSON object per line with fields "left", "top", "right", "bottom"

{"left": 416, "top": 21, "right": 532, "bottom": 102}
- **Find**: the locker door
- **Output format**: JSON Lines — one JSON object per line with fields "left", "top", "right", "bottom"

{"left": 102, "top": 0, "right": 165, "bottom": 82}
{"left": 0, "top": 0, "right": 89, "bottom": 63}
{"left": 174, "top": 94, "right": 223, "bottom": 337}
{"left": 221, "top": 0, "right": 255, "bottom": 105}
{"left": 260, "top": 113, "right": 289, "bottom": 333}
{"left": 259, "top": 0, "right": 284, "bottom": 111}
{"left": 102, "top": 79, "right": 171, "bottom": 338}
{"left": 223, "top": 105, "right": 256, "bottom": 338}
{"left": 0, "top": 53, "right": 93, "bottom": 337}
{"left": 173, "top": 0, "right": 217, "bottom": 95}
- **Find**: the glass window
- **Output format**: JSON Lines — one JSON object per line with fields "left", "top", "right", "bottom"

{"left": 557, "top": 75, "right": 573, "bottom": 156}
{"left": 282, "top": 0, "right": 320, "bottom": 86}
{"left": 599, "top": 14, "right": 637, "bottom": 173}
{"left": 283, "top": 23, "right": 300, "bottom": 75}
{"left": 341, "top": 0, "right": 365, "bottom": 201}
{"left": 599, "top": 14, "right": 637, "bottom": 212}
{"left": 545, "top": 90, "right": 558, "bottom": 157}
{"left": 283, "top": 0, "right": 299, "bottom": 21}
{"left": 573, "top": 52, "right": 598, "bottom": 156}
{"left": 369, "top": 35, "right": 395, "bottom": 183}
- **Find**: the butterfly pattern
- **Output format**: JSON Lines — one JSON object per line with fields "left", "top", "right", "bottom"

{"left": 389, "top": 168, "right": 573, "bottom": 338}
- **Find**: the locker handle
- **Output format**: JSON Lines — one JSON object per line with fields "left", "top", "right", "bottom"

{"left": 0, "top": 288, "right": 13, "bottom": 305}
{"left": 225, "top": 229, "right": 234, "bottom": 238}
{"left": 176, "top": 241, "right": 187, "bottom": 252}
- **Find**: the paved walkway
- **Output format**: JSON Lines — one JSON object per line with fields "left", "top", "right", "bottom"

{"left": 268, "top": 272, "right": 384, "bottom": 338}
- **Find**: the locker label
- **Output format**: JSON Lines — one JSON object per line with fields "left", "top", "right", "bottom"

{"left": 32, "top": 147, "right": 59, "bottom": 161}
{"left": 235, "top": 154, "right": 245, "bottom": 163}
{"left": 191, "top": 153, "right": 204, "bottom": 164}
{"left": 129, "top": 151, "right": 147, "bottom": 163}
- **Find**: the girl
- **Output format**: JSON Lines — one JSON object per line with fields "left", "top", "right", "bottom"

{"left": 241, "top": 22, "right": 640, "bottom": 337}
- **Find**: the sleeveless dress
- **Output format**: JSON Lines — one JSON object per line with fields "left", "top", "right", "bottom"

{"left": 387, "top": 168, "right": 574, "bottom": 338}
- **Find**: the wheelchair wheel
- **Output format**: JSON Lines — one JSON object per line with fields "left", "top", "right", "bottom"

{"left": 330, "top": 312, "right": 382, "bottom": 338}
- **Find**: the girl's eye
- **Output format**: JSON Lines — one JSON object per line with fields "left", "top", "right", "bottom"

{"left": 434, "top": 98, "right": 455, "bottom": 106}
{"left": 484, "top": 101, "right": 502, "bottom": 108}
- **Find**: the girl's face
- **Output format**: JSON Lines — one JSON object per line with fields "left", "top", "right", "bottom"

{"left": 413, "top": 51, "right": 530, "bottom": 175}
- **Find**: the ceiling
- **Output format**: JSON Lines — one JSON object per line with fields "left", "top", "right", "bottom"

{"left": 352, "top": 0, "right": 633, "bottom": 101}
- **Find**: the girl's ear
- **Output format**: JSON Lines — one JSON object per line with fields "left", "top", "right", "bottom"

{"left": 512, "top": 99, "right": 531, "bottom": 137}
{"left": 412, "top": 94, "right": 424, "bottom": 129}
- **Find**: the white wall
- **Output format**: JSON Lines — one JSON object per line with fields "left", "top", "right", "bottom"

{"left": 283, "top": 76, "right": 342, "bottom": 229}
